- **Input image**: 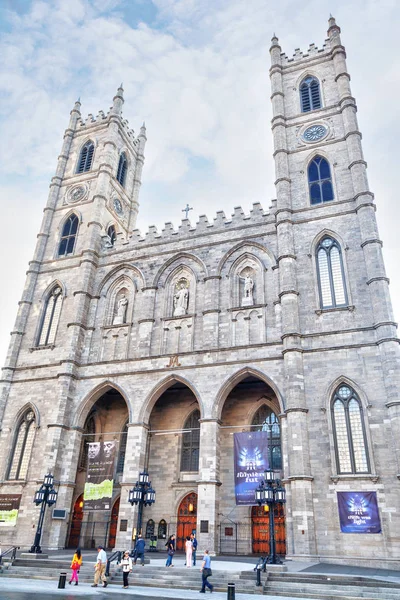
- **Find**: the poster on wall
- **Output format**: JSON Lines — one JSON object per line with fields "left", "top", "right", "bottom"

{"left": 233, "top": 431, "right": 269, "bottom": 505}
{"left": 0, "top": 494, "right": 22, "bottom": 526}
{"left": 337, "top": 491, "right": 381, "bottom": 533}
{"left": 83, "top": 441, "right": 116, "bottom": 510}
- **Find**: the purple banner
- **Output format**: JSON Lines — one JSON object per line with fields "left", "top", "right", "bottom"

{"left": 337, "top": 491, "right": 381, "bottom": 533}
{"left": 234, "top": 431, "right": 269, "bottom": 505}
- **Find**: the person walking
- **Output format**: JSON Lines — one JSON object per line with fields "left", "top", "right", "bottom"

{"left": 185, "top": 536, "right": 193, "bottom": 568}
{"left": 199, "top": 549, "right": 213, "bottom": 593}
{"left": 191, "top": 533, "right": 198, "bottom": 566}
{"left": 121, "top": 550, "right": 133, "bottom": 588}
{"left": 92, "top": 545, "right": 108, "bottom": 588}
{"left": 165, "top": 534, "right": 175, "bottom": 567}
{"left": 133, "top": 534, "right": 146, "bottom": 566}
{"left": 69, "top": 547, "right": 82, "bottom": 585}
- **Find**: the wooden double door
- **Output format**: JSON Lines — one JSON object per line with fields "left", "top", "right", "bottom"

{"left": 176, "top": 492, "right": 197, "bottom": 551}
{"left": 251, "top": 504, "right": 286, "bottom": 555}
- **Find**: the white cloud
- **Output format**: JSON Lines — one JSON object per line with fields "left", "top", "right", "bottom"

{"left": 0, "top": 0, "right": 399, "bottom": 364}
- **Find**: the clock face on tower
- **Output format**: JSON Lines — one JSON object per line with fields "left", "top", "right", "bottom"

{"left": 302, "top": 124, "right": 328, "bottom": 143}
{"left": 113, "top": 198, "right": 123, "bottom": 215}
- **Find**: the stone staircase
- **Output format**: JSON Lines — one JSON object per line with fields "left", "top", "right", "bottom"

{"left": 0, "top": 558, "right": 260, "bottom": 594}
{"left": 264, "top": 571, "right": 400, "bottom": 600}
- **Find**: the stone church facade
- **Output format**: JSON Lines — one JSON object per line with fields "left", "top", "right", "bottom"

{"left": 0, "top": 17, "right": 399, "bottom": 568}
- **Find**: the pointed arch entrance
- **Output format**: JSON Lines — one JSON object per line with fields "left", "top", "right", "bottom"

{"left": 176, "top": 492, "right": 197, "bottom": 551}
{"left": 68, "top": 386, "right": 128, "bottom": 549}
{"left": 67, "top": 494, "right": 84, "bottom": 548}
{"left": 108, "top": 497, "right": 120, "bottom": 549}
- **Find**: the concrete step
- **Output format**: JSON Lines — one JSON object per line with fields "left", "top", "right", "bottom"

{"left": 264, "top": 582, "right": 400, "bottom": 600}
{"left": 268, "top": 572, "right": 400, "bottom": 588}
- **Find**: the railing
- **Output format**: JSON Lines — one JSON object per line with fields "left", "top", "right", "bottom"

{"left": 0, "top": 546, "right": 19, "bottom": 565}
{"left": 105, "top": 549, "right": 121, "bottom": 577}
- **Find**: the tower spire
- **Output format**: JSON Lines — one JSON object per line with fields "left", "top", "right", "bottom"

{"left": 111, "top": 83, "right": 124, "bottom": 116}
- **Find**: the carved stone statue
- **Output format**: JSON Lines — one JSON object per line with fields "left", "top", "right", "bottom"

{"left": 173, "top": 282, "right": 189, "bottom": 317}
{"left": 113, "top": 294, "right": 128, "bottom": 325}
{"left": 240, "top": 274, "right": 254, "bottom": 306}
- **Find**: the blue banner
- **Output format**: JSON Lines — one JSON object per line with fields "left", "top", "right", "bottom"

{"left": 234, "top": 431, "right": 269, "bottom": 505}
{"left": 337, "top": 491, "right": 381, "bottom": 533}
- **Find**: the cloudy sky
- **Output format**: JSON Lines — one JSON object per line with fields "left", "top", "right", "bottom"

{"left": 0, "top": 0, "right": 399, "bottom": 364}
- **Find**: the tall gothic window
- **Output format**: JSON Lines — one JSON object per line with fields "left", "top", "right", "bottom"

{"left": 252, "top": 405, "right": 282, "bottom": 471}
{"left": 37, "top": 285, "right": 63, "bottom": 346}
{"left": 107, "top": 225, "right": 116, "bottom": 247}
{"left": 317, "top": 236, "right": 347, "bottom": 309}
{"left": 145, "top": 519, "right": 155, "bottom": 539}
{"left": 308, "top": 156, "right": 334, "bottom": 205}
{"left": 300, "top": 76, "right": 321, "bottom": 112}
{"left": 116, "top": 152, "right": 128, "bottom": 187}
{"left": 58, "top": 213, "right": 79, "bottom": 257}
{"left": 180, "top": 410, "right": 200, "bottom": 472}
{"left": 77, "top": 141, "right": 94, "bottom": 173}
{"left": 7, "top": 409, "right": 36, "bottom": 480}
{"left": 79, "top": 414, "right": 96, "bottom": 470}
{"left": 332, "top": 385, "right": 369, "bottom": 474}
{"left": 116, "top": 422, "right": 128, "bottom": 473}
{"left": 158, "top": 519, "right": 167, "bottom": 539}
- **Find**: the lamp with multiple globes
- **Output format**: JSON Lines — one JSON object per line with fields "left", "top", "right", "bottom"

{"left": 30, "top": 473, "right": 58, "bottom": 554}
{"left": 254, "top": 469, "right": 286, "bottom": 564}
{"left": 128, "top": 470, "right": 156, "bottom": 541}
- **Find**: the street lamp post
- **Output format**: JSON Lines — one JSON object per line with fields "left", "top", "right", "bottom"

{"left": 30, "top": 473, "right": 58, "bottom": 554}
{"left": 128, "top": 470, "right": 156, "bottom": 540}
{"left": 255, "top": 468, "right": 286, "bottom": 564}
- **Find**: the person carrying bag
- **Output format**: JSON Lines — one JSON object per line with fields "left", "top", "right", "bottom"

{"left": 121, "top": 550, "right": 133, "bottom": 589}
{"left": 199, "top": 549, "right": 213, "bottom": 593}
{"left": 165, "top": 534, "right": 175, "bottom": 567}
{"left": 69, "top": 547, "right": 82, "bottom": 585}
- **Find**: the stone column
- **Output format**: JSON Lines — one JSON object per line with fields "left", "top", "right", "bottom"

{"left": 115, "top": 423, "right": 149, "bottom": 549}
{"left": 202, "top": 276, "right": 221, "bottom": 348}
{"left": 197, "top": 419, "right": 221, "bottom": 553}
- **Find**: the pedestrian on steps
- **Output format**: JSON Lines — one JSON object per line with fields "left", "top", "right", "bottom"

{"left": 121, "top": 550, "right": 133, "bottom": 588}
{"left": 69, "top": 547, "right": 82, "bottom": 585}
{"left": 185, "top": 536, "right": 193, "bottom": 568}
{"left": 165, "top": 534, "right": 175, "bottom": 567}
{"left": 199, "top": 549, "right": 213, "bottom": 593}
{"left": 92, "top": 545, "right": 108, "bottom": 588}
{"left": 133, "top": 534, "right": 146, "bottom": 566}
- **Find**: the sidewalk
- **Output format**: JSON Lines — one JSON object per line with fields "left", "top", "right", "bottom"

{"left": 0, "top": 576, "right": 312, "bottom": 600}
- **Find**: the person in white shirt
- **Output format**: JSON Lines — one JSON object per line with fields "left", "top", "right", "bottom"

{"left": 92, "top": 545, "right": 108, "bottom": 587}
{"left": 121, "top": 550, "right": 133, "bottom": 588}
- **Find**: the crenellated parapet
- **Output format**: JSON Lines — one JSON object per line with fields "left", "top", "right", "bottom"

{"left": 102, "top": 202, "right": 274, "bottom": 251}
{"left": 76, "top": 108, "right": 139, "bottom": 145}
{"left": 280, "top": 40, "right": 331, "bottom": 65}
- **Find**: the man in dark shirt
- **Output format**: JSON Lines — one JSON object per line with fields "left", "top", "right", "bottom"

{"left": 133, "top": 534, "right": 146, "bottom": 566}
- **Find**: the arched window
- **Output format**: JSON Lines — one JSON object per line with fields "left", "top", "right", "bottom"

{"left": 158, "top": 519, "right": 167, "bottom": 539}
{"left": 116, "top": 153, "right": 127, "bottom": 187}
{"left": 308, "top": 156, "right": 334, "bottom": 205}
{"left": 331, "top": 385, "right": 369, "bottom": 474}
{"left": 317, "top": 236, "right": 347, "bottom": 309}
{"left": 79, "top": 414, "right": 96, "bottom": 470}
{"left": 77, "top": 141, "right": 94, "bottom": 173}
{"left": 7, "top": 409, "right": 36, "bottom": 480}
{"left": 107, "top": 225, "right": 116, "bottom": 247}
{"left": 300, "top": 76, "right": 321, "bottom": 112}
{"left": 145, "top": 519, "right": 155, "bottom": 539}
{"left": 37, "top": 285, "right": 63, "bottom": 346}
{"left": 180, "top": 410, "right": 200, "bottom": 472}
{"left": 58, "top": 213, "right": 79, "bottom": 257}
{"left": 252, "top": 405, "right": 282, "bottom": 471}
{"left": 116, "top": 421, "right": 128, "bottom": 473}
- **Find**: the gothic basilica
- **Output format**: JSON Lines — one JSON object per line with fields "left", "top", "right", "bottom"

{"left": 1, "top": 17, "right": 399, "bottom": 568}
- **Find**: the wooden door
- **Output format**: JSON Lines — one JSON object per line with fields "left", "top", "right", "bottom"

{"left": 67, "top": 494, "right": 84, "bottom": 548}
{"left": 251, "top": 504, "right": 286, "bottom": 555}
{"left": 176, "top": 492, "right": 197, "bottom": 551}
{"left": 108, "top": 497, "right": 120, "bottom": 549}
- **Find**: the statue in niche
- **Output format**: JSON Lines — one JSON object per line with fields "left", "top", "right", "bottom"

{"left": 113, "top": 293, "right": 128, "bottom": 325}
{"left": 173, "top": 280, "right": 189, "bottom": 317}
{"left": 239, "top": 271, "right": 255, "bottom": 307}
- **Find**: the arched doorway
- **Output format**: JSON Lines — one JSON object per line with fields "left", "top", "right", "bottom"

{"left": 67, "top": 494, "right": 84, "bottom": 548}
{"left": 251, "top": 504, "right": 286, "bottom": 555}
{"left": 176, "top": 492, "right": 197, "bottom": 551}
{"left": 108, "top": 497, "right": 120, "bottom": 549}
